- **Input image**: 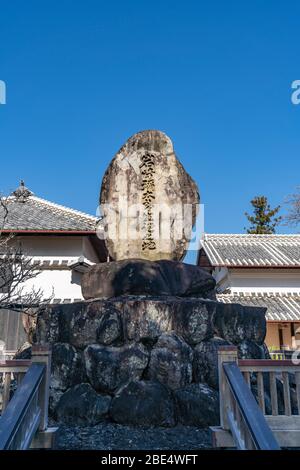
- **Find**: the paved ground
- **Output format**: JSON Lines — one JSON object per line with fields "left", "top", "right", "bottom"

{"left": 54, "top": 422, "right": 212, "bottom": 450}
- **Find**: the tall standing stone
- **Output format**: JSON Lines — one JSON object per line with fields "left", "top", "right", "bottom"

{"left": 100, "top": 130, "right": 200, "bottom": 261}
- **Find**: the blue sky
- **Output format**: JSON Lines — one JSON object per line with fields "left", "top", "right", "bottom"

{"left": 0, "top": 0, "right": 299, "bottom": 241}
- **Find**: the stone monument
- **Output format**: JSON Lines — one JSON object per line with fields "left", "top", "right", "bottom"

{"left": 82, "top": 130, "right": 210, "bottom": 300}
{"left": 100, "top": 129, "right": 199, "bottom": 261}
{"left": 32, "top": 130, "right": 270, "bottom": 428}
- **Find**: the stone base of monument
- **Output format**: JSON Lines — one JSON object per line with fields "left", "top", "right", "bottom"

{"left": 32, "top": 295, "right": 268, "bottom": 428}
{"left": 81, "top": 259, "right": 217, "bottom": 300}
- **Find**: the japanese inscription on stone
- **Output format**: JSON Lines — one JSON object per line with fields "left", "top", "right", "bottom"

{"left": 100, "top": 130, "right": 200, "bottom": 261}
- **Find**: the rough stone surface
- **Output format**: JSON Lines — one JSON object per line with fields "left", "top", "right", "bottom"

{"left": 51, "top": 342, "right": 85, "bottom": 391}
{"left": 123, "top": 297, "right": 215, "bottom": 345}
{"left": 110, "top": 380, "right": 176, "bottom": 427}
{"left": 213, "top": 302, "right": 267, "bottom": 345}
{"left": 172, "top": 298, "right": 215, "bottom": 345}
{"left": 175, "top": 383, "right": 220, "bottom": 427}
{"left": 193, "top": 337, "right": 231, "bottom": 389}
{"left": 68, "top": 302, "right": 122, "bottom": 349}
{"left": 84, "top": 343, "right": 149, "bottom": 393}
{"left": 35, "top": 297, "right": 216, "bottom": 347}
{"left": 50, "top": 389, "right": 64, "bottom": 414}
{"left": 35, "top": 305, "right": 61, "bottom": 344}
{"left": 96, "top": 308, "right": 122, "bottom": 345}
{"left": 147, "top": 332, "right": 193, "bottom": 390}
{"left": 237, "top": 339, "right": 266, "bottom": 360}
{"left": 55, "top": 423, "right": 212, "bottom": 450}
{"left": 49, "top": 343, "right": 86, "bottom": 413}
{"left": 33, "top": 295, "right": 268, "bottom": 427}
{"left": 262, "top": 343, "right": 271, "bottom": 359}
{"left": 55, "top": 383, "right": 111, "bottom": 426}
{"left": 122, "top": 297, "right": 174, "bottom": 343}
{"left": 100, "top": 130, "right": 200, "bottom": 262}
{"left": 36, "top": 301, "right": 123, "bottom": 349}
{"left": 82, "top": 259, "right": 216, "bottom": 300}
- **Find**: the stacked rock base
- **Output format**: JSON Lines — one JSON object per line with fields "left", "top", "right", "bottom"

{"left": 33, "top": 295, "right": 268, "bottom": 427}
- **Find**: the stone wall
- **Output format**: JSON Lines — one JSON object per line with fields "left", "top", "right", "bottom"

{"left": 33, "top": 296, "right": 268, "bottom": 427}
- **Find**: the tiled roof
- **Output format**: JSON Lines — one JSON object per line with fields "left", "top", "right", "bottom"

{"left": 0, "top": 182, "right": 98, "bottom": 232}
{"left": 200, "top": 234, "right": 300, "bottom": 267}
{"left": 217, "top": 292, "right": 300, "bottom": 321}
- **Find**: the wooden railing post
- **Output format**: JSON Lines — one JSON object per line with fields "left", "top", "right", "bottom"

{"left": 218, "top": 345, "right": 238, "bottom": 430}
{"left": 31, "top": 344, "right": 51, "bottom": 431}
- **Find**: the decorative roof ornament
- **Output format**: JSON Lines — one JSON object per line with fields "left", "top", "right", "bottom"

{"left": 11, "top": 180, "right": 34, "bottom": 202}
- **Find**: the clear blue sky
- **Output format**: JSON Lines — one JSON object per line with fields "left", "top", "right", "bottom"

{"left": 0, "top": 0, "right": 299, "bottom": 238}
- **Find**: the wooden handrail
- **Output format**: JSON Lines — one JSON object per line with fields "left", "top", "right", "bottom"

{"left": 212, "top": 346, "right": 300, "bottom": 448}
{"left": 223, "top": 362, "right": 280, "bottom": 450}
{"left": 0, "top": 345, "right": 56, "bottom": 450}
{"left": 239, "top": 359, "right": 299, "bottom": 368}
{"left": 0, "top": 364, "right": 45, "bottom": 449}
{"left": 0, "top": 359, "right": 32, "bottom": 368}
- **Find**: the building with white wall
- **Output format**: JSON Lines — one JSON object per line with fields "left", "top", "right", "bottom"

{"left": 198, "top": 234, "right": 300, "bottom": 351}
{"left": 0, "top": 181, "right": 106, "bottom": 349}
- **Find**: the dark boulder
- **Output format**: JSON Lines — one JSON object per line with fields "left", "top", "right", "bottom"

{"left": 68, "top": 301, "right": 122, "bottom": 349}
{"left": 49, "top": 389, "right": 64, "bottom": 415}
{"left": 35, "top": 301, "right": 123, "bottom": 349}
{"left": 55, "top": 383, "right": 111, "bottom": 425}
{"left": 193, "top": 337, "right": 231, "bottom": 389}
{"left": 96, "top": 308, "right": 122, "bottom": 345}
{"left": 147, "top": 332, "right": 193, "bottom": 390}
{"left": 237, "top": 339, "right": 265, "bottom": 359}
{"left": 123, "top": 297, "right": 174, "bottom": 343}
{"left": 35, "top": 305, "right": 61, "bottom": 344}
{"left": 51, "top": 342, "right": 85, "bottom": 391}
{"left": 110, "top": 380, "right": 176, "bottom": 427}
{"left": 172, "top": 298, "right": 215, "bottom": 345}
{"left": 262, "top": 342, "right": 271, "bottom": 359}
{"left": 82, "top": 259, "right": 216, "bottom": 300}
{"left": 49, "top": 343, "right": 86, "bottom": 415}
{"left": 213, "top": 303, "right": 266, "bottom": 345}
{"left": 175, "top": 383, "right": 220, "bottom": 427}
{"left": 123, "top": 296, "right": 215, "bottom": 345}
{"left": 35, "top": 297, "right": 216, "bottom": 348}
{"left": 84, "top": 343, "right": 149, "bottom": 393}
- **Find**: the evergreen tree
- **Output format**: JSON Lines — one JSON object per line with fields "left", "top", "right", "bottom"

{"left": 245, "top": 196, "right": 282, "bottom": 234}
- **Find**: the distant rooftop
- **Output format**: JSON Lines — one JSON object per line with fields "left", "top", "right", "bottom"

{"left": 0, "top": 181, "right": 99, "bottom": 233}
{"left": 218, "top": 292, "right": 300, "bottom": 321}
{"left": 200, "top": 233, "right": 300, "bottom": 268}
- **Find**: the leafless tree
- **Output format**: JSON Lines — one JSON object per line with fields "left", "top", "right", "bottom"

{"left": 284, "top": 187, "right": 300, "bottom": 228}
{"left": 0, "top": 195, "right": 50, "bottom": 315}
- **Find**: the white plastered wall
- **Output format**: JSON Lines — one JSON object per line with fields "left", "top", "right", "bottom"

{"left": 213, "top": 268, "right": 300, "bottom": 294}
{"left": 14, "top": 235, "right": 100, "bottom": 301}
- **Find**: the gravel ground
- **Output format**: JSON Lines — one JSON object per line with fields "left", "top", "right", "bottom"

{"left": 54, "top": 422, "right": 212, "bottom": 450}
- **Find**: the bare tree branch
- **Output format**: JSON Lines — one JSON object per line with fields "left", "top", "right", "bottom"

{"left": 284, "top": 187, "right": 300, "bottom": 228}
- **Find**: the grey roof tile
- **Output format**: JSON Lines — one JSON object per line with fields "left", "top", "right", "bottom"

{"left": 0, "top": 185, "right": 99, "bottom": 232}
{"left": 201, "top": 234, "right": 300, "bottom": 267}
{"left": 218, "top": 292, "right": 300, "bottom": 321}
